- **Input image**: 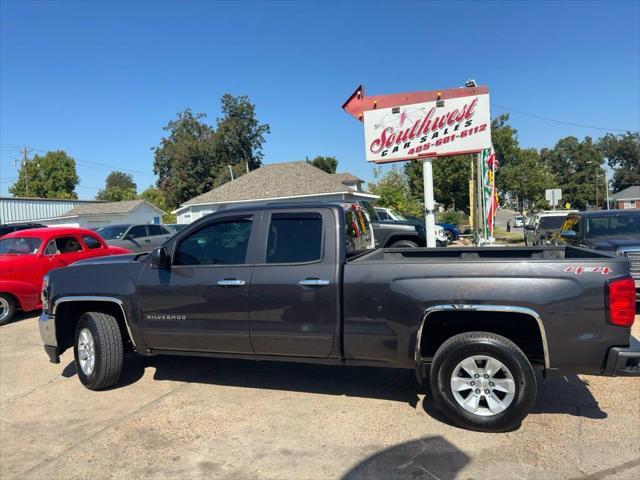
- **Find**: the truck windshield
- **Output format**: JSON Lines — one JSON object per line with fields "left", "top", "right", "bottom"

{"left": 0, "top": 237, "right": 42, "bottom": 255}
{"left": 587, "top": 214, "right": 640, "bottom": 238}
{"left": 94, "top": 225, "right": 128, "bottom": 240}
{"left": 539, "top": 216, "right": 566, "bottom": 229}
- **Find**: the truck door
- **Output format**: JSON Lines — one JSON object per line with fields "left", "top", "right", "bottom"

{"left": 137, "top": 214, "right": 257, "bottom": 354}
{"left": 249, "top": 209, "right": 340, "bottom": 358}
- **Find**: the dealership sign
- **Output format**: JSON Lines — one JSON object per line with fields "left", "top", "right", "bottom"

{"left": 363, "top": 93, "right": 491, "bottom": 163}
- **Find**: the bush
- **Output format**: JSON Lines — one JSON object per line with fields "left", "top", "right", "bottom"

{"left": 437, "top": 210, "right": 468, "bottom": 226}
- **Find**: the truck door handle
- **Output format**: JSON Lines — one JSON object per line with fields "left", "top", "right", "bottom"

{"left": 298, "top": 278, "right": 330, "bottom": 287}
{"left": 217, "top": 278, "right": 246, "bottom": 287}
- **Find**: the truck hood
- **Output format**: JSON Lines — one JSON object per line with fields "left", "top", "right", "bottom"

{"left": 589, "top": 236, "right": 640, "bottom": 252}
{"left": 70, "top": 253, "right": 145, "bottom": 266}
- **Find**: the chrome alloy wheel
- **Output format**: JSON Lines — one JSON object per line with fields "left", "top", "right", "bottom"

{"left": 0, "top": 297, "right": 9, "bottom": 323}
{"left": 450, "top": 355, "right": 516, "bottom": 417}
{"left": 78, "top": 328, "right": 96, "bottom": 376}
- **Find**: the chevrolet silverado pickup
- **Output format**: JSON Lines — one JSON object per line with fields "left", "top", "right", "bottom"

{"left": 39, "top": 203, "right": 639, "bottom": 432}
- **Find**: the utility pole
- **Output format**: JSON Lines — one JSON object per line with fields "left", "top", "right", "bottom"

{"left": 14, "top": 147, "right": 33, "bottom": 197}
{"left": 595, "top": 169, "right": 599, "bottom": 209}
{"left": 605, "top": 170, "right": 610, "bottom": 210}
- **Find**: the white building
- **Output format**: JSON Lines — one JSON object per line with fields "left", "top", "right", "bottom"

{"left": 0, "top": 196, "right": 102, "bottom": 224}
{"left": 174, "top": 161, "right": 376, "bottom": 224}
{"left": 39, "top": 199, "right": 165, "bottom": 228}
{"left": 1, "top": 198, "right": 165, "bottom": 228}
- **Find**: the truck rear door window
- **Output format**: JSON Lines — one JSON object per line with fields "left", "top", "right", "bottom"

{"left": 175, "top": 217, "right": 252, "bottom": 265}
{"left": 266, "top": 213, "right": 322, "bottom": 264}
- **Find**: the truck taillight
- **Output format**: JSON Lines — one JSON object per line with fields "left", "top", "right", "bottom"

{"left": 607, "top": 277, "right": 636, "bottom": 327}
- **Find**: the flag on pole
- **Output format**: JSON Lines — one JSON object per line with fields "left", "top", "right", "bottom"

{"left": 481, "top": 147, "right": 498, "bottom": 239}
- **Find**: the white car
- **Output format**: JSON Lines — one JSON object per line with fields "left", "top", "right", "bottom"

{"left": 512, "top": 215, "right": 525, "bottom": 228}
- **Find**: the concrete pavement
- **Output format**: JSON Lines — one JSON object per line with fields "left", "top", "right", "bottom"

{"left": 1, "top": 314, "right": 639, "bottom": 479}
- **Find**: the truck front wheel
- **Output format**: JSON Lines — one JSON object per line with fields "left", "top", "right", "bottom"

{"left": 429, "top": 332, "right": 537, "bottom": 432}
{"left": 74, "top": 312, "right": 123, "bottom": 390}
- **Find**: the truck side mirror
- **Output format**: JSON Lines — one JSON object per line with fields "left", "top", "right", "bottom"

{"left": 561, "top": 230, "right": 577, "bottom": 239}
{"left": 150, "top": 247, "right": 170, "bottom": 268}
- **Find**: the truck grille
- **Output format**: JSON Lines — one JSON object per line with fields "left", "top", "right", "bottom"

{"left": 622, "top": 251, "right": 640, "bottom": 278}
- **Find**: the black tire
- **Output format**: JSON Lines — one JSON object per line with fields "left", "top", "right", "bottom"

{"left": 0, "top": 294, "right": 16, "bottom": 326}
{"left": 74, "top": 312, "right": 123, "bottom": 390}
{"left": 389, "top": 240, "right": 419, "bottom": 248}
{"left": 429, "top": 332, "right": 537, "bottom": 432}
{"left": 443, "top": 230, "right": 454, "bottom": 243}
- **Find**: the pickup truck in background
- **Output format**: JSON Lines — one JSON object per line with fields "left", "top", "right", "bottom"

{"left": 39, "top": 203, "right": 639, "bottom": 432}
{"left": 554, "top": 210, "right": 640, "bottom": 299}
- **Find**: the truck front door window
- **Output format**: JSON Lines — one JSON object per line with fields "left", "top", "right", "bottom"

{"left": 176, "top": 219, "right": 252, "bottom": 265}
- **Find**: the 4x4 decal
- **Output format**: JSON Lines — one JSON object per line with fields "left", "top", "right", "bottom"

{"left": 564, "top": 266, "right": 612, "bottom": 275}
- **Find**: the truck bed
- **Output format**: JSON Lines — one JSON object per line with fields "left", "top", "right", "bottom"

{"left": 349, "top": 246, "right": 619, "bottom": 263}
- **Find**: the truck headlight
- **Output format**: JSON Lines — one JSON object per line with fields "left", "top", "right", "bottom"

{"left": 41, "top": 274, "right": 50, "bottom": 311}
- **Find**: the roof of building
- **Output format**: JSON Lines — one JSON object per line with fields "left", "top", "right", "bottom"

{"left": 65, "top": 199, "right": 165, "bottom": 216}
{"left": 611, "top": 185, "right": 640, "bottom": 201}
{"left": 333, "top": 172, "right": 364, "bottom": 183}
{"left": 182, "top": 162, "right": 374, "bottom": 207}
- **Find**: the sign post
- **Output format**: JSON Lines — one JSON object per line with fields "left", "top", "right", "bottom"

{"left": 342, "top": 84, "right": 493, "bottom": 247}
{"left": 422, "top": 159, "right": 436, "bottom": 247}
{"left": 545, "top": 188, "right": 562, "bottom": 209}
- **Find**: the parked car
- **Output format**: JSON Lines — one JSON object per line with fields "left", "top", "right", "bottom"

{"left": 554, "top": 210, "right": 640, "bottom": 299}
{"left": 372, "top": 207, "right": 448, "bottom": 246}
{"left": 375, "top": 207, "right": 460, "bottom": 242}
{"left": 0, "top": 227, "right": 130, "bottom": 325}
{"left": 0, "top": 223, "right": 47, "bottom": 238}
{"left": 93, "top": 223, "right": 173, "bottom": 252}
{"left": 40, "top": 203, "right": 638, "bottom": 432}
{"left": 523, "top": 211, "right": 573, "bottom": 246}
{"left": 512, "top": 215, "right": 525, "bottom": 228}
{"left": 165, "top": 224, "right": 188, "bottom": 233}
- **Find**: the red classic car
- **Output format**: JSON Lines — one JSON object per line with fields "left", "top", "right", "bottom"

{"left": 0, "top": 227, "right": 131, "bottom": 325}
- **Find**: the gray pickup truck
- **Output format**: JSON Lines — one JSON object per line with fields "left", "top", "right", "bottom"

{"left": 39, "top": 203, "right": 639, "bottom": 432}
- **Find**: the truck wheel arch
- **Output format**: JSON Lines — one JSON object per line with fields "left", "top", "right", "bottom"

{"left": 415, "top": 305, "right": 550, "bottom": 370}
{"left": 52, "top": 297, "right": 135, "bottom": 355}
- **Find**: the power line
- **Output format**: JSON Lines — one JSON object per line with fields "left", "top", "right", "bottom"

{"left": 491, "top": 103, "right": 637, "bottom": 133}
{"left": 0, "top": 144, "right": 156, "bottom": 177}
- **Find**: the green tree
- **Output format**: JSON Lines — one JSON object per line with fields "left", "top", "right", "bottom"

{"left": 153, "top": 108, "right": 217, "bottom": 209}
{"left": 404, "top": 156, "right": 472, "bottom": 212}
{"left": 368, "top": 166, "right": 423, "bottom": 217}
{"left": 209, "top": 94, "right": 270, "bottom": 187}
{"left": 542, "top": 136, "right": 606, "bottom": 209}
{"left": 9, "top": 150, "right": 79, "bottom": 199}
{"left": 96, "top": 171, "right": 137, "bottom": 201}
{"left": 139, "top": 186, "right": 176, "bottom": 223}
{"left": 598, "top": 132, "right": 640, "bottom": 192}
{"left": 307, "top": 156, "right": 338, "bottom": 174}
{"left": 153, "top": 95, "right": 269, "bottom": 208}
{"left": 499, "top": 148, "right": 555, "bottom": 210}
{"left": 491, "top": 114, "right": 520, "bottom": 169}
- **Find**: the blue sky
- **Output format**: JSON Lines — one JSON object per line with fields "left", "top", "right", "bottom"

{"left": 1, "top": 0, "right": 639, "bottom": 199}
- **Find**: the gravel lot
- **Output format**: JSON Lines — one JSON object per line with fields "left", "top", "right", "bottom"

{"left": 1, "top": 313, "right": 639, "bottom": 480}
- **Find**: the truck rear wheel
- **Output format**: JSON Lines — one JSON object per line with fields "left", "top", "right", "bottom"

{"left": 74, "top": 312, "right": 123, "bottom": 390}
{"left": 429, "top": 331, "right": 537, "bottom": 432}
